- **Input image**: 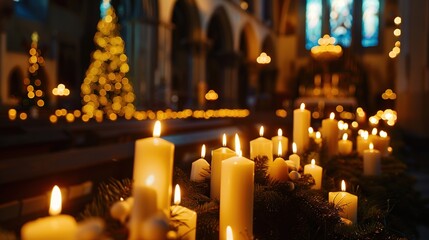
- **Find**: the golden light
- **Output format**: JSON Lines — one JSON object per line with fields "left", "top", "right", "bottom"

{"left": 235, "top": 133, "right": 242, "bottom": 157}
{"left": 49, "top": 115, "right": 58, "bottom": 123}
{"left": 226, "top": 225, "right": 233, "bottom": 240}
{"left": 146, "top": 175, "right": 155, "bottom": 186}
{"left": 311, "top": 34, "right": 342, "bottom": 61}
{"left": 379, "top": 130, "right": 388, "bottom": 138}
{"left": 372, "top": 128, "right": 378, "bottom": 136}
{"left": 259, "top": 126, "right": 264, "bottom": 137}
{"left": 19, "top": 112, "right": 28, "bottom": 120}
{"left": 342, "top": 133, "right": 348, "bottom": 141}
{"left": 292, "top": 142, "right": 297, "bottom": 154}
{"left": 330, "top": 112, "right": 335, "bottom": 120}
{"left": 8, "top": 109, "right": 17, "bottom": 120}
{"left": 316, "top": 131, "right": 321, "bottom": 139}
{"left": 52, "top": 84, "right": 70, "bottom": 96}
{"left": 153, "top": 120, "right": 161, "bottom": 137}
{"left": 300, "top": 103, "right": 305, "bottom": 110}
{"left": 311, "top": 159, "right": 316, "bottom": 166}
{"left": 351, "top": 121, "right": 358, "bottom": 128}
{"left": 201, "top": 144, "right": 206, "bottom": 158}
{"left": 222, "top": 133, "right": 227, "bottom": 147}
{"left": 394, "top": 28, "right": 401, "bottom": 37}
{"left": 369, "top": 143, "right": 374, "bottom": 150}
{"left": 394, "top": 16, "right": 402, "bottom": 25}
{"left": 256, "top": 52, "right": 271, "bottom": 64}
{"left": 336, "top": 105, "right": 344, "bottom": 112}
{"left": 308, "top": 127, "right": 313, "bottom": 135}
{"left": 205, "top": 90, "right": 219, "bottom": 101}
{"left": 49, "top": 185, "right": 62, "bottom": 216}
{"left": 341, "top": 180, "right": 346, "bottom": 192}
{"left": 275, "top": 109, "right": 287, "bottom": 118}
{"left": 174, "top": 184, "right": 181, "bottom": 205}
{"left": 278, "top": 142, "right": 282, "bottom": 157}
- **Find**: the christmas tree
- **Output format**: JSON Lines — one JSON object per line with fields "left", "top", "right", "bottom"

{"left": 81, "top": 5, "right": 136, "bottom": 121}
{"left": 20, "top": 32, "right": 48, "bottom": 112}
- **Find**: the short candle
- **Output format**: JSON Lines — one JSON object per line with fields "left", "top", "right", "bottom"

{"left": 272, "top": 128, "right": 288, "bottom": 157}
{"left": 171, "top": 184, "right": 197, "bottom": 240}
{"left": 328, "top": 180, "right": 358, "bottom": 223}
{"left": 338, "top": 133, "right": 352, "bottom": 155}
{"left": 289, "top": 142, "right": 301, "bottom": 170}
{"left": 303, "top": 159, "right": 323, "bottom": 189}
{"left": 190, "top": 144, "right": 210, "bottom": 182}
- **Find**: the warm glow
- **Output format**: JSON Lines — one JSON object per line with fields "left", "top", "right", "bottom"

{"left": 153, "top": 120, "right": 161, "bottom": 137}
{"left": 235, "top": 134, "right": 242, "bottom": 157}
{"left": 308, "top": 127, "right": 313, "bottom": 134}
{"left": 311, "top": 159, "right": 316, "bottom": 165}
{"left": 379, "top": 130, "right": 388, "bottom": 138}
{"left": 222, "top": 133, "right": 227, "bottom": 147}
{"left": 174, "top": 184, "right": 181, "bottom": 205}
{"left": 278, "top": 142, "right": 282, "bottom": 157}
{"left": 372, "top": 128, "right": 378, "bottom": 135}
{"left": 394, "top": 16, "right": 402, "bottom": 25}
{"left": 316, "top": 131, "right": 321, "bottom": 139}
{"left": 146, "top": 175, "right": 155, "bottom": 186}
{"left": 259, "top": 126, "right": 264, "bottom": 137}
{"left": 201, "top": 144, "right": 206, "bottom": 158}
{"left": 278, "top": 128, "right": 283, "bottom": 137}
{"left": 49, "top": 185, "right": 62, "bottom": 216}
{"left": 292, "top": 142, "right": 297, "bottom": 154}
{"left": 369, "top": 143, "right": 374, "bottom": 150}
{"left": 300, "top": 103, "right": 305, "bottom": 110}
{"left": 341, "top": 180, "right": 346, "bottom": 192}
{"left": 256, "top": 52, "right": 271, "bottom": 64}
{"left": 342, "top": 133, "right": 348, "bottom": 141}
{"left": 330, "top": 112, "right": 335, "bottom": 120}
{"left": 226, "top": 225, "right": 233, "bottom": 240}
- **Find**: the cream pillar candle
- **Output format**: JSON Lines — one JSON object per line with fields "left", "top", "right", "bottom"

{"left": 268, "top": 142, "right": 289, "bottom": 183}
{"left": 220, "top": 134, "right": 254, "bottom": 240}
{"left": 363, "top": 143, "right": 381, "bottom": 176}
{"left": 210, "top": 134, "right": 237, "bottom": 199}
{"left": 289, "top": 142, "right": 301, "bottom": 170}
{"left": 21, "top": 186, "right": 78, "bottom": 240}
{"left": 250, "top": 126, "right": 273, "bottom": 162}
{"left": 303, "top": 159, "right": 323, "bottom": 189}
{"left": 338, "top": 133, "right": 352, "bottom": 155}
{"left": 328, "top": 180, "right": 358, "bottom": 223}
{"left": 357, "top": 131, "right": 370, "bottom": 156}
{"left": 373, "top": 130, "right": 390, "bottom": 156}
{"left": 272, "top": 128, "right": 288, "bottom": 157}
{"left": 321, "top": 113, "right": 339, "bottom": 158}
{"left": 133, "top": 120, "right": 174, "bottom": 214}
{"left": 190, "top": 144, "right": 210, "bottom": 182}
{"left": 171, "top": 185, "right": 197, "bottom": 240}
{"left": 293, "top": 103, "right": 311, "bottom": 154}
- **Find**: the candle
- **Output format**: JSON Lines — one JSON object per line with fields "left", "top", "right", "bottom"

{"left": 363, "top": 143, "right": 381, "bottom": 176}
{"left": 21, "top": 186, "right": 78, "bottom": 240}
{"left": 133, "top": 120, "right": 174, "bottom": 214}
{"left": 226, "top": 226, "right": 233, "bottom": 240}
{"left": 190, "top": 144, "right": 210, "bottom": 182}
{"left": 272, "top": 128, "right": 288, "bottom": 157}
{"left": 328, "top": 180, "right": 358, "bottom": 223}
{"left": 289, "top": 142, "right": 301, "bottom": 170}
{"left": 338, "top": 133, "right": 352, "bottom": 155}
{"left": 220, "top": 134, "right": 254, "bottom": 240}
{"left": 321, "top": 113, "right": 339, "bottom": 158}
{"left": 338, "top": 121, "right": 351, "bottom": 139}
{"left": 308, "top": 127, "right": 316, "bottom": 139}
{"left": 314, "top": 131, "right": 322, "bottom": 146}
{"left": 171, "top": 184, "right": 197, "bottom": 240}
{"left": 268, "top": 142, "right": 289, "bottom": 183}
{"left": 293, "top": 103, "right": 311, "bottom": 154}
{"left": 110, "top": 198, "right": 131, "bottom": 224}
{"left": 356, "top": 131, "right": 370, "bottom": 156}
{"left": 303, "top": 159, "right": 323, "bottom": 189}
{"left": 368, "top": 128, "right": 379, "bottom": 144}
{"left": 210, "top": 134, "right": 237, "bottom": 199}
{"left": 250, "top": 126, "right": 273, "bottom": 162}
{"left": 373, "top": 130, "right": 390, "bottom": 156}
{"left": 129, "top": 175, "right": 158, "bottom": 240}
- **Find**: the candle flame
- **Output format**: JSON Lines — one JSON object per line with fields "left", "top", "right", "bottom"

{"left": 174, "top": 184, "right": 181, "bottom": 205}
{"left": 330, "top": 112, "right": 335, "bottom": 120}
{"left": 201, "top": 144, "right": 206, "bottom": 158}
{"left": 342, "top": 133, "right": 348, "bottom": 141}
{"left": 308, "top": 127, "right": 313, "bottom": 134}
{"left": 379, "top": 130, "right": 388, "bottom": 138}
{"left": 146, "top": 175, "right": 155, "bottom": 186}
{"left": 300, "top": 103, "right": 305, "bottom": 110}
{"left": 120, "top": 197, "right": 124, "bottom": 201}
{"left": 278, "top": 128, "right": 283, "bottom": 137}
{"left": 372, "top": 128, "right": 378, "bottom": 135}
{"left": 363, "top": 131, "right": 369, "bottom": 140}
{"left": 369, "top": 143, "right": 374, "bottom": 150}
{"left": 259, "top": 126, "right": 264, "bottom": 137}
{"left": 341, "top": 180, "right": 346, "bottom": 191}
{"left": 292, "top": 142, "right": 297, "bottom": 154}
{"left": 226, "top": 226, "right": 233, "bottom": 240}
{"left": 278, "top": 142, "right": 282, "bottom": 157}
{"left": 344, "top": 123, "right": 349, "bottom": 130}
{"left": 222, "top": 133, "right": 227, "bottom": 147}
{"left": 316, "top": 131, "right": 321, "bottom": 139}
{"left": 49, "top": 185, "right": 62, "bottom": 216}
{"left": 235, "top": 133, "right": 241, "bottom": 157}
{"left": 311, "top": 159, "right": 316, "bottom": 165}
{"left": 153, "top": 120, "right": 161, "bottom": 137}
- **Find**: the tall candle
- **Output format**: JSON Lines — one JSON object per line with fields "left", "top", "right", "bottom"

{"left": 363, "top": 143, "right": 381, "bottom": 175}
{"left": 171, "top": 184, "right": 197, "bottom": 240}
{"left": 190, "top": 144, "right": 210, "bottom": 182}
{"left": 303, "top": 159, "right": 323, "bottom": 189}
{"left": 293, "top": 103, "right": 311, "bottom": 154}
{"left": 338, "top": 133, "right": 352, "bottom": 155}
{"left": 321, "top": 112, "right": 339, "bottom": 158}
{"left": 328, "top": 180, "right": 358, "bottom": 223}
{"left": 210, "top": 134, "right": 237, "bottom": 199}
{"left": 250, "top": 126, "right": 273, "bottom": 162}
{"left": 133, "top": 120, "right": 174, "bottom": 213}
{"left": 356, "top": 130, "right": 370, "bottom": 156}
{"left": 272, "top": 128, "right": 288, "bottom": 157}
{"left": 21, "top": 186, "right": 78, "bottom": 240}
{"left": 289, "top": 142, "right": 301, "bottom": 170}
{"left": 268, "top": 142, "right": 289, "bottom": 183}
{"left": 220, "top": 134, "right": 254, "bottom": 240}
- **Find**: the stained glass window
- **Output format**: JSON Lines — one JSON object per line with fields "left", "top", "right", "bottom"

{"left": 305, "top": 0, "right": 323, "bottom": 50}
{"left": 362, "top": 0, "right": 380, "bottom": 47}
{"left": 329, "top": 0, "right": 353, "bottom": 47}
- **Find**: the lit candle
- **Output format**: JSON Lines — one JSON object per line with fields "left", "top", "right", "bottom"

{"left": 328, "top": 180, "right": 358, "bottom": 223}
{"left": 250, "top": 126, "right": 273, "bottom": 162}
{"left": 363, "top": 143, "right": 381, "bottom": 176}
{"left": 373, "top": 130, "right": 390, "bottom": 156}
{"left": 303, "top": 159, "right": 323, "bottom": 189}
{"left": 220, "top": 134, "right": 254, "bottom": 240}
{"left": 21, "top": 186, "right": 78, "bottom": 240}
{"left": 272, "top": 128, "right": 288, "bottom": 157}
{"left": 314, "top": 131, "right": 322, "bottom": 146}
{"left": 268, "top": 142, "right": 289, "bottom": 183}
{"left": 171, "top": 184, "right": 197, "bottom": 240}
{"left": 368, "top": 128, "right": 379, "bottom": 144}
{"left": 133, "top": 120, "right": 174, "bottom": 214}
{"left": 308, "top": 127, "right": 316, "bottom": 139}
{"left": 190, "top": 144, "right": 210, "bottom": 182}
{"left": 289, "top": 142, "right": 301, "bottom": 170}
{"left": 321, "top": 113, "right": 339, "bottom": 158}
{"left": 356, "top": 130, "right": 370, "bottom": 156}
{"left": 210, "top": 134, "right": 237, "bottom": 199}
{"left": 338, "top": 133, "right": 352, "bottom": 155}
{"left": 293, "top": 103, "right": 311, "bottom": 154}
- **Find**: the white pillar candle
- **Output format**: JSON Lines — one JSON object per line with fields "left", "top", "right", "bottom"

{"left": 328, "top": 180, "right": 358, "bottom": 223}
{"left": 303, "top": 159, "right": 323, "bottom": 189}
{"left": 289, "top": 142, "right": 301, "bottom": 170}
{"left": 210, "top": 134, "right": 237, "bottom": 199}
{"left": 250, "top": 126, "right": 273, "bottom": 162}
{"left": 190, "top": 144, "right": 210, "bottom": 182}
{"left": 171, "top": 185, "right": 197, "bottom": 240}
{"left": 268, "top": 142, "right": 289, "bottom": 183}
{"left": 356, "top": 131, "right": 370, "bottom": 156}
{"left": 338, "top": 133, "right": 353, "bottom": 155}
{"left": 220, "top": 134, "right": 254, "bottom": 240}
{"left": 293, "top": 103, "right": 311, "bottom": 154}
{"left": 21, "top": 186, "right": 78, "bottom": 240}
{"left": 373, "top": 130, "right": 390, "bottom": 156}
{"left": 321, "top": 113, "right": 339, "bottom": 158}
{"left": 133, "top": 121, "right": 174, "bottom": 215}
{"left": 272, "top": 128, "right": 288, "bottom": 157}
{"left": 363, "top": 143, "right": 381, "bottom": 176}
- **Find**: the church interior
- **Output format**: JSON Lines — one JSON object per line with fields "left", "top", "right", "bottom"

{"left": 0, "top": 0, "right": 429, "bottom": 239}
